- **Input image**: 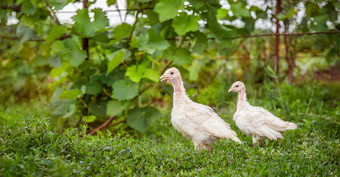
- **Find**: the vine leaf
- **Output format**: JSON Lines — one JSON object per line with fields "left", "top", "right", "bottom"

{"left": 46, "top": 26, "right": 67, "bottom": 43}
{"left": 48, "top": 0, "right": 68, "bottom": 10}
{"left": 73, "top": 8, "right": 109, "bottom": 37}
{"left": 163, "top": 46, "right": 192, "bottom": 66}
{"left": 112, "top": 80, "right": 139, "bottom": 101}
{"left": 85, "top": 75, "right": 103, "bottom": 95}
{"left": 137, "top": 29, "right": 170, "bottom": 54}
{"left": 16, "top": 22, "right": 36, "bottom": 43}
{"left": 172, "top": 13, "right": 200, "bottom": 35}
{"left": 126, "top": 63, "right": 160, "bottom": 83}
{"left": 126, "top": 106, "right": 161, "bottom": 132}
{"left": 191, "top": 32, "right": 208, "bottom": 54}
{"left": 107, "top": 0, "right": 117, "bottom": 6}
{"left": 107, "top": 50, "right": 126, "bottom": 75}
{"left": 92, "top": 8, "right": 109, "bottom": 32}
{"left": 21, "top": 0, "right": 36, "bottom": 15}
{"left": 51, "top": 37, "right": 86, "bottom": 67}
{"left": 59, "top": 89, "right": 82, "bottom": 99}
{"left": 126, "top": 65, "right": 145, "bottom": 83}
{"left": 154, "top": 0, "right": 185, "bottom": 22}
{"left": 230, "top": 2, "right": 250, "bottom": 18}
{"left": 113, "top": 23, "right": 133, "bottom": 41}
{"left": 82, "top": 115, "right": 96, "bottom": 123}
{"left": 106, "top": 100, "right": 131, "bottom": 117}
{"left": 51, "top": 88, "right": 75, "bottom": 118}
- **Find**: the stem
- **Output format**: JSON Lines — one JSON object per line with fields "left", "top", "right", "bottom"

{"left": 305, "top": 80, "right": 316, "bottom": 114}
{"left": 103, "top": 88, "right": 113, "bottom": 99}
{"left": 274, "top": 76, "right": 286, "bottom": 116}
{"left": 78, "top": 97, "right": 91, "bottom": 114}
{"left": 274, "top": 0, "right": 281, "bottom": 74}
{"left": 115, "top": 3, "right": 122, "bottom": 23}
{"left": 88, "top": 116, "right": 115, "bottom": 135}
{"left": 45, "top": 0, "right": 61, "bottom": 25}
{"left": 129, "top": 10, "right": 141, "bottom": 40}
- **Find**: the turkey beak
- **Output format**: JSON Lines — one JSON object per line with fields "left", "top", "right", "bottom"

{"left": 228, "top": 88, "right": 233, "bottom": 92}
{"left": 160, "top": 75, "right": 168, "bottom": 82}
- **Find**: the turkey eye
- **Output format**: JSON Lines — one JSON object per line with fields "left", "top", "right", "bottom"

{"left": 236, "top": 85, "right": 238, "bottom": 87}
{"left": 170, "top": 72, "right": 174, "bottom": 75}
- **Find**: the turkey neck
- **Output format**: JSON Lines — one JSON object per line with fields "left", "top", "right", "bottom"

{"left": 171, "top": 77, "right": 188, "bottom": 106}
{"left": 237, "top": 87, "right": 247, "bottom": 105}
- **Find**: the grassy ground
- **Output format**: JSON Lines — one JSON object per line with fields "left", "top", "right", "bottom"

{"left": 0, "top": 83, "right": 339, "bottom": 176}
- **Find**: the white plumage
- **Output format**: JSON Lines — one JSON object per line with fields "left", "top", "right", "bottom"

{"left": 228, "top": 81, "right": 298, "bottom": 147}
{"left": 160, "top": 68, "right": 241, "bottom": 157}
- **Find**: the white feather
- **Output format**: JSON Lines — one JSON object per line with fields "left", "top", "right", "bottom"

{"left": 230, "top": 81, "right": 298, "bottom": 145}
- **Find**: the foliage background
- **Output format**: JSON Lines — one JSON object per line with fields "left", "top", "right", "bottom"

{"left": 0, "top": 0, "right": 339, "bottom": 175}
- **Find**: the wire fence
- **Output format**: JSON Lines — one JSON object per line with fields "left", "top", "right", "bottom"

{"left": 1, "top": 4, "right": 339, "bottom": 73}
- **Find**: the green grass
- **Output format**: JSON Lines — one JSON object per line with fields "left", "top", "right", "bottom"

{"left": 1, "top": 83, "right": 339, "bottom": 176}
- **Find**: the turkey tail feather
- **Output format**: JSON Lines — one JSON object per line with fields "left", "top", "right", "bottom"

{"left": 232, "top": 137, "right": 242, "bottom": 144}
{"left": 286, "top": 122, "right": 298, "bottom": 130}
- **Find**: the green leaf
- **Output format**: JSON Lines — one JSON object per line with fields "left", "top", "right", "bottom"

{"left": 126, "top": 63, "right": 160, "bottom": 83}
{"left": 21, "top": 15, "right": 35, "bottom": 29}
{"left": 82, "top": 115, "right": 96, "bottom": 122}
{"left": 230, "top": 2, "right": 250, "bottom": 17}
{"left": 129, "top": 36, "right": 139, "bottom": 48}
{"left": 48, "top": 0, "right": 67, "bottom": 10}
{"left": 107, "top": 50, "right": 126, "bottom": 75}
{"left": 217, "top": 9, "right": 229, "bottom": 20}
{"left": 126, "top": 65, "right": 145, "bottom": 83}
{"left": 49, "top": 56, "right": 62, "bottom": 68}
{"left": 113, "top": 23, "right": 133, "bottom": 41}
{"left": 107, "top": 0, "right": 116, "bottom": 6}
{"left": 137, "top": 29, "right": 170, "bottom": 54}
{"left": 64, "top": 37, "right": 87, "bottom": 67}
{"left": 172, "top": 13, "right": 200, "bottom": 36}
{"left": 266, "top": 65, "right": 277, "bottom": 79}
{"left": 89, "top": 102, "right": 107, "bottom": 117}
{"left": 16, "top": 22, "right": 36, "bottom": 43}
{"left": 112, "top": 80, "right": 139, "bottom": 101}
{"left": 73, "top": 8, "right": 108, "bottom": 37}
{"left": 51, "top": 88, "right": 75, "bottom": 118}
{"left": 92, "top": 8, "right": 109, "bottom": 32}
{"left": 127, "top": 106, "right": 161, "bottom": 132}
{"left": 59, "top": 89, "right": 82, "bottom": 99}
{"left": 21, "top": 0, "right": 36, "bottom": 15}
{"left": 73, "top": 9, "right": 94, "bottom": 36}
{"left": 106, "top": 100, "right": 131, "bottom": 116}
{"left": 52, "top": 37, "right": 86, "bottom": 67}
{"left": 143, "top": 68, "right": 160, "bottom": 83}
{"left": 85, "top": 75, "right": 103, "bottom": 95}
{"left": 46, "top": 25, "right": 67, "bottom": 43}
{"left": 154, "top": 0, "right": 185, "bottom": 22}
{"left": 50, "top": 62, "right": 70, "bottom": 77}
{"left": 163, "top": 46, "right": 192, "bottom": 66}
{"left": 188, "top": 60, "right": 201, "bottom": 81}
{"left": 305, "top": 2, "right": 320, "bottom": 17}
{"left": 243, "top": 17, "right": 255, "bottom": 32}
{"left": 191, "top": 32, "right": 208, "bottom": 54}
{"left": 187, "top": 0, "right": 205, "bottom": 9}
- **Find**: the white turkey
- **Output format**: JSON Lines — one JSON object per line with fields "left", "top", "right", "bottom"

{"left": 228, "top": 81, "right": 298, "bottom": 147}
{"left": 160, "top": 67, "right": 241, "bottom": 157}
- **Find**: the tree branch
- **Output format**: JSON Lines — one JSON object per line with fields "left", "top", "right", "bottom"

{"left": 45, "top": 0, "right": 61, "bottom": 25}
{"left": 78, "top": 97, "right": 91, "bottom": 113}
{"left": 0, "top": 5, "right": 21, "bottom": 12}
{"left": 88, "top": 116, "right": 115, "bottom": 135}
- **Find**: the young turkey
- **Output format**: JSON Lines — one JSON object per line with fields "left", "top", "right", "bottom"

{"left": 160, "top": 67, "right": 241, "bottom": 157}
{"left": 228, "top": 81, "right": 298, "bottom": 147}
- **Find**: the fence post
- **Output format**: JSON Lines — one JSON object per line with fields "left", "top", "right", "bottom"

{"left": 274, "top": 0, "right": 281, "bottom": 74}
{"left": 82, "top": 0, "right": 89, "bottom": 60}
